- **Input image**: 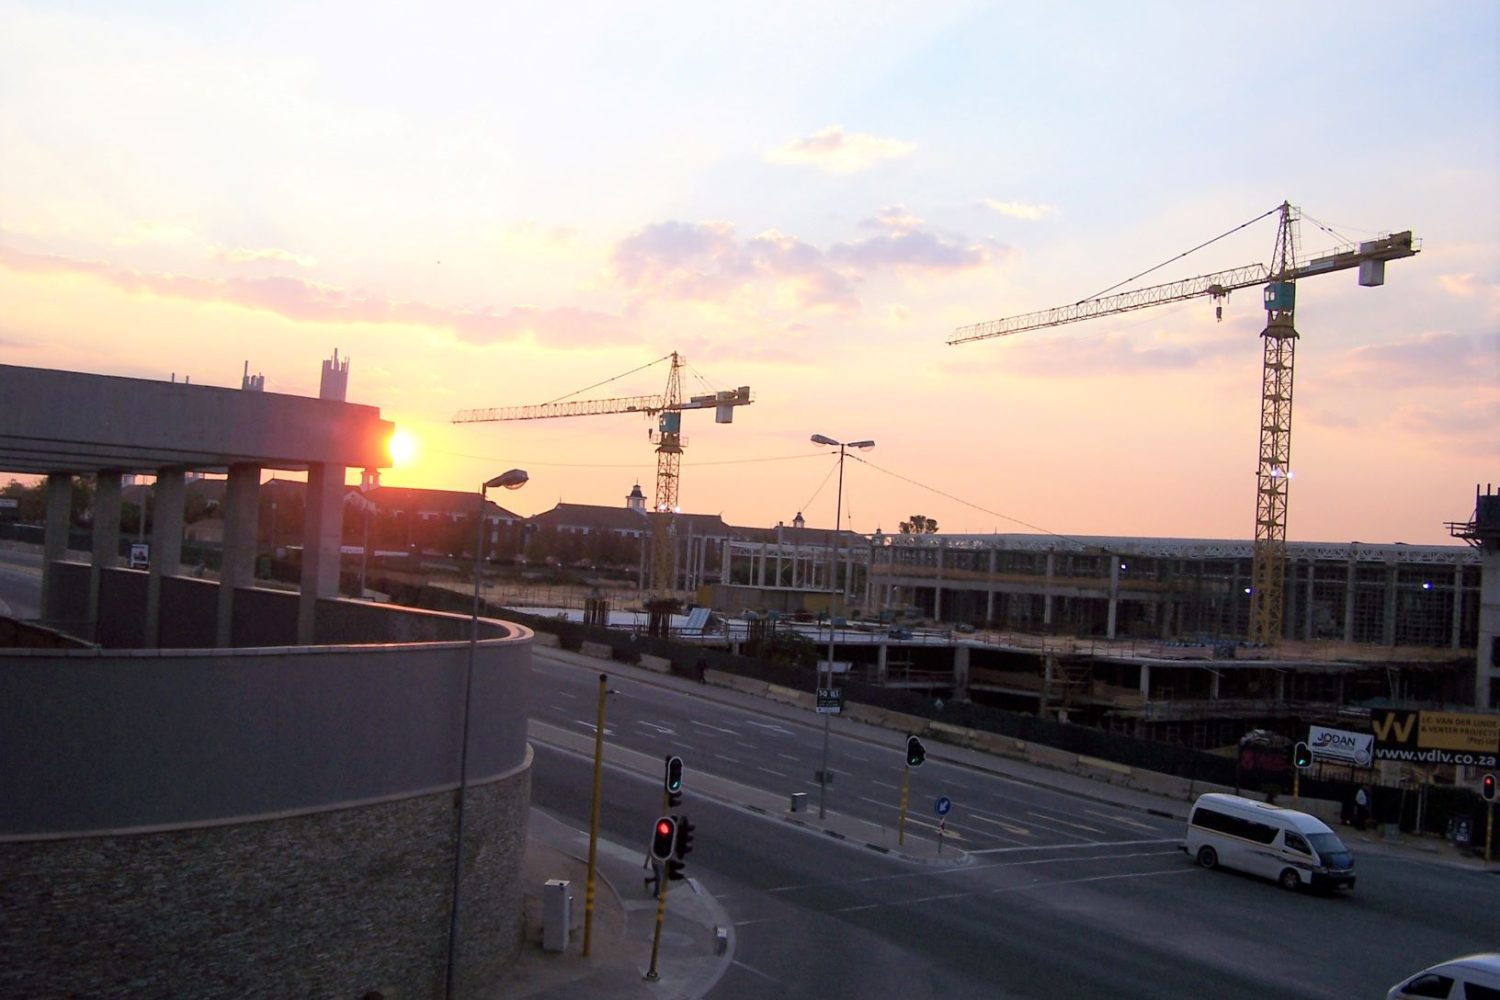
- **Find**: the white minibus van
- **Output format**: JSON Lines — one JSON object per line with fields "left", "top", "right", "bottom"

{"left": 1183, "top": 793, "right": 1355, "bottom": 891}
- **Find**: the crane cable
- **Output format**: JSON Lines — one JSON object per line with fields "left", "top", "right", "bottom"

{"left": 540, "top": 353, "right": 673, "bottom": 406}
{"left": 1082, "top": 203, "right": 1283, "bottom": 303}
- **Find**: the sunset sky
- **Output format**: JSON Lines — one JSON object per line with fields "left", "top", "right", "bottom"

{"left": 2, "top": 2, "right": 1496, "bottom": 545}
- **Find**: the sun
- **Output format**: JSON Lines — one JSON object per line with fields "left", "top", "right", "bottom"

{"left": 387, "top": 428, "right": 419, "bottom": 467}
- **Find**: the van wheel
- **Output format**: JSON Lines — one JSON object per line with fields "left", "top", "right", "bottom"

{"left": 1196, "top": 846, "right": 1218, "bottom": 870}
{"left": 1279, "top": 869, "right": 1301, "bottom": 891}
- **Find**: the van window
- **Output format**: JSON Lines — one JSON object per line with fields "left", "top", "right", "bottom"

{"left": 1307, "top": 832, "right": 1352, "bottom": 867}
{"left": 1400, "top": 972, "right": 1454, "bottom": 997}
{"left": 1466, "top": 983, "right": 1500, "bottom": 1000}
{"left": 1189, "top": 806, "right": 1278, "bottom": 845}
{"left": 1284, "top": 832, "right": 1311, "bottom": 855}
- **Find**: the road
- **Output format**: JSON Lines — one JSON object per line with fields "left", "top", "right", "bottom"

{"left": 529, "top": 650, "right": 1498, "bottom": 999}
{"left": 0, "top": 546, "right": 41, "bottom": 620}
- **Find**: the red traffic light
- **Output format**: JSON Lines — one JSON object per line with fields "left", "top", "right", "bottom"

{"left": 1484, "top": 774, "right": 1496, "bottom": 802}
{"left": 650, "top": 816, "right": 677, "bottom": 861}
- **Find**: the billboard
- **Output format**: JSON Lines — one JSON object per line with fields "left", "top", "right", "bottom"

{"left": 1307, "top": 725, "right": 1374, "bottom": 767}
{"left": 1370, "top": 709, "right": 1500, "bottom": 768}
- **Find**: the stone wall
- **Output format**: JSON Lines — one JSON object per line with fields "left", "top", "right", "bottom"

{"left": 0, "top": 765, "right": 530, "bottom": 999}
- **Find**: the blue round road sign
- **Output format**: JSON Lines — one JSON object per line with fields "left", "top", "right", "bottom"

{"left": 935, "top": 796, "right": 952, "bottom": 816}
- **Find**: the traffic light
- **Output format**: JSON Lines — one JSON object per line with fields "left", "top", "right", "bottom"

{"left": 673, "top": 815, "right": 695, "bottom": 859}
{"left": 1483, "top": 773, "right": 1496, "bottom": 802}
{"left": 906, "top": 735, "right": 926, "bottom": 768}
{"left": 664, "top": 755, "right": 684, "bottom": 807}
{"left": 1292, "top": 741, "right": 1312, "bottom": 769}
{"left": 650, "top": 816, "right": 677, "bottom": 861}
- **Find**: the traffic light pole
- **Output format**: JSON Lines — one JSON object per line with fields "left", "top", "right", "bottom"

{"left": 1487, "top": 800, "right": 1493, "bottom": 865}
{"left": 644, "top": 873, "right": 670, "bottom": 982}
{"left": 583, "top": 673, "right": 607, "bottom": 958}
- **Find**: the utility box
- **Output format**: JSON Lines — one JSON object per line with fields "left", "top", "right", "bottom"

{"left": 790, "top": 791, "right": 807, "bottom": 813}
{"left": 542, "top": 879, "right": 571, "bottom": 953}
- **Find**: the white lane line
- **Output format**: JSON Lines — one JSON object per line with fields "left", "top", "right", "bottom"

{"left": 758, "top": 766, "right": 788, "bottom": 778}
{"left": 746, "top": 721, "right": 797, "bottom": 736}
{"left": 735, "top": 741, "right": 758, "bottom": 750}
{"left": 1084, "top": 809, "right": 1165, "bottom": 832}
{"left": 968, "top": 838, "right": 1179, "bottom": 856}
{"left": 871, "top": 780, "right": 899, "bottom": 791}
{"left": 1026, "top": 811, "right": 1104, "bottom": 834}
{"left": 637, "top": 721, "right": 676, "bottom": 735}
{"left": 968, "top": 813, "right": 1032, "bottom": 837}
{"left": 556, "top": 690, "right": 579, "bottom": 699}
{"left": 713, "top": 753, "right": 740, "bottom": 764}
{"left": 575, "top": 721, "right": 614, "bottom": 735}
{"left": 832, "top": 866, "right": 1193, "bottom": 913}
{"left": 692, "top": 721, "right": 739, "bottom": 735}
{"left": 777, "top": 753, "right": 801, "bottom": 761}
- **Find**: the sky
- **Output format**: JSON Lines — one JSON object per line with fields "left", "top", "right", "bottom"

{"left": 2, "top": 1, "right": 1497, "bottom": 546}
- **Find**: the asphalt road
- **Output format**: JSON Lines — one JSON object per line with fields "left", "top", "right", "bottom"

{"left": 0, "top": 547, "right": 41, "bottom": 620}
{"left": 529, "top": 649, "right": 1498, "bottom": 999}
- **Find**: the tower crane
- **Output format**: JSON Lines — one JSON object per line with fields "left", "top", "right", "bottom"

{"left": 949, "top": 202, "right": 1418, "bottom": 643}
{"left": 453, "top": 352, "right": 752, "bottom": 593}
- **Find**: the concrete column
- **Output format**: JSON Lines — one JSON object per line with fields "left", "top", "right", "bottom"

{"left": 1106, "top": 557, "right": 1120, "bottom": 639}
{"left": 876, "top": 641, "right": 889, "bottom": 684}
{"left": 1305, "top": 560, "right": 1316, "bottom": 639}
{"left": 1210, "top": 668, "right": 1221, "bottom": 700}
{"left": 298, "top": 462, "right": 345, "bottom": 643}
{"left": 1343, "top": 549, "right": 1358, "bottom": 642}
{"left": 1382, "top": 564, "right": 1398, "bottom": 647}
{"left": 1285, "top": 560, "right": 1299, "bottom": 641}
{"left": 952, "top": 643, "right": 970, "bottom": 703}
{"left": 1477, "top": 548, "right": 1500, "bottom": 707}
{"left": 217, "top": 464, "right": 261, "bottom": 647}
{"left": 1138, "top": 663, "right": 1151, "bottom": 699}
{"left": 986, "top": 548, "right": 997, "bottom": 625}
{"left": 1042, "top": 655, "right": 1055, "bottom": 714}
{"left": 933, "top": 540, "right": 945, "bottom": 621}
{"left": 41, "top": 473, "right": 73, "bottom": 625}
{"left": 88, "top": 471, "right": 123, "bottom": 641}
{"left": 1274, "top": 669, "right": 1286, "bottom": 702}
{"left": 1451, "top": 564, "right": 1464, "bottom": 651}
{"left": 1043, "top": 550, "right": 1056, "bottom": 629}
{"left": 145, "top": 468, "right": 186, "bottom": 647}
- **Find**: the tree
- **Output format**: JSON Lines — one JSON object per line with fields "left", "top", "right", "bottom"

{"left": 899, "top": 514, "right": 939, "bottom": 535}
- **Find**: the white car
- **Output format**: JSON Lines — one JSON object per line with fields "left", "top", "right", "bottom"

{"left": 1386, "top": 953, "right": 1500, "bottom": 999}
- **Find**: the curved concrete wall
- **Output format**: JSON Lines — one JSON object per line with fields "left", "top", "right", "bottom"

{"left": 0, "top": 622, "right": 533, "bottom": 998}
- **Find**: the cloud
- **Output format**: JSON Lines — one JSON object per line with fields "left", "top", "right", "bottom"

{"left": 831, "top": 206, "right": 997, "bottom": 271}
{"left": 1329, "top": 331, "right": 1499, "bottom": 390}
{"left": 0, "top": 245, "right": 624, "bottom": 346}
{"left": 980, "top": 199, "right": 1059, "bottom": 221}
{"left": 213, "top": 246, "right": 317, "bottom": 268}
{"left": 611, "top": 221, "right": 860, "bottom": 311}
{"left": 764, "top": 125, "right": 916, "bottom": 174}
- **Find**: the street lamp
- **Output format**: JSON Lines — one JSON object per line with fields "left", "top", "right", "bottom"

{"left": 446, "top": 467, "right": 527, "bottom": 999}
{"left": 809, "top": 434, "right": 873, "bottom": 819}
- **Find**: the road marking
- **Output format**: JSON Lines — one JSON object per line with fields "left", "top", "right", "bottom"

{"left": 969, "top": 813, "right": 1033, "bottom": 837}
{"left": 1026, "top": 811, "right": 1104, "bottom": 834}
{"left": 968, "top": 838, "right": 1179, "bottom": 856}
{"left": 692, "top": 721, "right": 739, "bottom": 735}
{"left": 735, "top": 741, "right": 758, "bottom": 750}
{"left": 758, "top": 766, "right": 788, "bottom": 778}
{"left": 905, "top": 816, "right": 966, "bottom": 840}
{"left": 832, "top": 866, "right": 1193, "bottom": 913}
{"left": 777, "top": 753, "right": 801, "bottom": 762}
{"left": 636, "top": 721, "right": 676, "bottom": 735}
{"left": 745, "top": 721, "right": 796, "bottom": 736}
{"left": 1084, "top": 809, "right": 1164, "bottom": 832}
{"left": 556, "top": 690, "right": 578, "bottom": 699}
{"left": 871, "top": 780, "right": 898, "bottom": 791}
{"left": 713, "top": 753, "right": 740, "bottom": 764}
{"left": 574, "top": 721, "right": 614, "bottom": 736}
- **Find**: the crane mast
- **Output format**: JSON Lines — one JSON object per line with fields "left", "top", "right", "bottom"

{"left": 453, "top": 351, "right": 752, "bottom": 595}
{"left": 950, "top": 202, "right": 1418, "bottom": 644}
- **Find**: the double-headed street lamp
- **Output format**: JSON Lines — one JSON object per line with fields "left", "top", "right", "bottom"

{"left": 446, "top": 468, "right": 528, "bottom": 999}
{"left": 810, "top": 434, "right": 873, "bottom": 819}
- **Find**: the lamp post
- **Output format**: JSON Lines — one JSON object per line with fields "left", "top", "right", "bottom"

{"left": 446, "top": 468, "right": 527, "bottom": 1000}
{"left": 358, "top": 470, "right": 375, "bottom": 599}
{"left": 809, "top": 434, "right": 873, "bottom": 819}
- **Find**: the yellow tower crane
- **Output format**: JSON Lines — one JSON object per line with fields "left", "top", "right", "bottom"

{"left": 453, "top": 352, "right": 752, "bottom": 594}
{"left": 949, "top": 202, "right": 1418, "bottom": 644}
